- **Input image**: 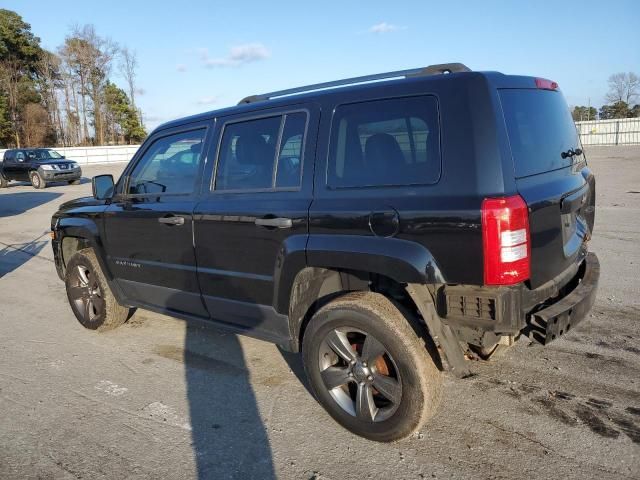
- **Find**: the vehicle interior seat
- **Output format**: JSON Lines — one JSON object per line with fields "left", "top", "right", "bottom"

{"left": 235, "top": 133, "right": 275, "bottom": 189}
{"left": 364, "top": 133, "right": 406, "bottom": 185}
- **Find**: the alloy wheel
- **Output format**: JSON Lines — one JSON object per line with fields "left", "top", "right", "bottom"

{"left": 318, "top": 327, "right": 402, "bottom": 422}
{"left": 68, "top": 264, "right": 105, "bottom": 323}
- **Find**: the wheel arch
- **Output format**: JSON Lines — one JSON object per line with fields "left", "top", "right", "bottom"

{"left": 276, "top": 234, "right": 445, "bottom": 315}
{"left": 286, "top": 269, "right": 447, "bottom": 377}
{"left": 56, "top": 218, "right": 126, "bottom": 304}
{"left": 284, "top": 265, "right": 439, "bottom": 359}
{"left": 61, "top": 236, "right": 91, "bottom": 271}
{"left": 277, "top": 235, "right": 446, "bottom": 350}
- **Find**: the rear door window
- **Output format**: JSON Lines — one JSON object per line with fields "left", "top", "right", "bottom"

{"left": 499, "top": 89, "right": 582, "bottom": 178}
{"left": 214, "top": 111, "right": 308, "bottom": 191}
{"left": 328, "top": 96, "right": 441, "bottom": 188}
{"left": 276, "top": 112, "right": 306, "bottom": 188}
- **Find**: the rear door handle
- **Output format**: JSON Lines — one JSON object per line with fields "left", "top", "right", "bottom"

{"left": 158, "top": 215, "right": 185, "bottom": 226}
{"left": 255, "top": 217, "right": 293, "bottom": 229}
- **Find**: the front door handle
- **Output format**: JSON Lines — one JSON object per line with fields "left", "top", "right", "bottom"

{"left": 158, "top": 215, "right": 185, "bottom": 226}
{"left": 255, "top": 217, "right": 293, "bottom": 229}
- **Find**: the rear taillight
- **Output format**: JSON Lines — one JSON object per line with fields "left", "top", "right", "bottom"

{"left": 482, "top": 195, "right": 530, "bottom": 285}
{"left": 535, "top": 78, "right": 559, "bottom": 90}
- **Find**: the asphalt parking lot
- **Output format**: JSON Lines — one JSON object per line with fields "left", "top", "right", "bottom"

{"left": 0, "top": 146, "right": 639, "bottom": 479}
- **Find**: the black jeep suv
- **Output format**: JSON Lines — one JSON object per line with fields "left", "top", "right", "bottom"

{"left": 0, "top": 148, "right": 82, "bottom": 189}
{"left": 51, "top": 63, "right": 599, "bottom": 442}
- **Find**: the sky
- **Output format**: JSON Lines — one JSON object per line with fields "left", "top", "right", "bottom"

{"left": 5, "top": 0, "right": 640, "bottom": 130}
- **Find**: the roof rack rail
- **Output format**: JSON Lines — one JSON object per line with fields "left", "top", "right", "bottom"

{"left": 238, "top": 62, "right": 471, "bottom": 105}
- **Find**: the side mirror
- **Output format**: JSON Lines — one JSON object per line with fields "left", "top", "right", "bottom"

{"left": 92, "top": 174, "right": 114, "bottom": 200}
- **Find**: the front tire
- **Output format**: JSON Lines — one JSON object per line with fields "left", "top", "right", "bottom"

{"left": 30, "top": 171, "right": 46, "bottom": 189}
{"left": 302, "top": 292, "right": 442, "bottom": 442}
{"left": 65, "top": 248, "right": 131, "bottom": 331}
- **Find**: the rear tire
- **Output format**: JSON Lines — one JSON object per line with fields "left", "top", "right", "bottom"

{"left": 302, "top": 291, "right": 442, "bottom": 442}
{"left": 30, "top": 171, "right": 46, "bottom": 189}
{"left": 0, "top": 173, "right": 8, "bottom": 188}
{"left": 65, "top": 248, "right": 131, "bottom": 331}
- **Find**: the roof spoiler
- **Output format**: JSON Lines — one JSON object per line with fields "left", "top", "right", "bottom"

{"left": 238, "top": 63, "right": 471, "bottom": 105}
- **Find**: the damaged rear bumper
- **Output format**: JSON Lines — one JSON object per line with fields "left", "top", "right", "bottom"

{"left": 525, "top": 252, "right": 599, "bottom": 344}
{"left": 439, "top": 252, "right": 600, "bottom": 347}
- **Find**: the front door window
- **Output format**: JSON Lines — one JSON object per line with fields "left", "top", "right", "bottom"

{"left": 128, "top": 129, "right": 206, "bottom": 196}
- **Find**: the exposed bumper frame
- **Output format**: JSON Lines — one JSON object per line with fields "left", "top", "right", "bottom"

{"left": 439, "top": 252, "right": 600, "bottom": 347}
{"left": 525, "top": 253, "right": 599, "bottom": 344}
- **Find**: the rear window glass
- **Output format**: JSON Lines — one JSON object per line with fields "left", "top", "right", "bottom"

{"left": 328, "top": 96, "right": 440, "bottom": 188}
{"left": 500, "top": 89, "right": 581, "bottom": 178}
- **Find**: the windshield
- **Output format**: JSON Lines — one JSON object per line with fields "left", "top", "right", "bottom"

{"left": 27, "top": 150, "right": 63, "bottom": 161}
{"left": 499, "top": 89, "right": 583, "bottom": 178}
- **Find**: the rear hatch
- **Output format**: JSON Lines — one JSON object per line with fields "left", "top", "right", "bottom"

{"left": 499, "top": 85, "right": 595, "bottom": 288}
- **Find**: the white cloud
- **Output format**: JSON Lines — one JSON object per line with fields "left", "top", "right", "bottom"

{"left": 176, "top": 64, "right": 187, "bottom": 72}
{"left": 369, "top": 22, "right": 404, "bottom": 34}
{"left": 196, "top": 96, "right": 218, "bottom": 105}
{"left": 197, "top": 47, "right": 209, "bottom": 60}
{"left": 202, "top": 43, "right": 271, "bottom": 68}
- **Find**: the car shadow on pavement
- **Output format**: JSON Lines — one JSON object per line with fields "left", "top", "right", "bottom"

{"left": 0, "top": 191, "right": 62, "bottom": 218}
{"left": 0, "top": 236, "right": 48, "bottom": 278}
{"left": 277, "top": 347, "right": 313, "bottom": 397}
{"left": 180, "top": 320, "right": 276, "bottom": 479}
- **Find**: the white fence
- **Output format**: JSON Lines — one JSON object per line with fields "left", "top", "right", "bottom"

{"left": 576, "top": 118, "right": 640, "bottom": 146}
{"left": 0, "top": 145, "right": 141, "bottom": 165}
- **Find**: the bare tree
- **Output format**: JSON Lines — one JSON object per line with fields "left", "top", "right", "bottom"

{"left": 0, "top": 58, "right": 24, "bottom": 146}
{"left": 0, "top": 14, "right": 146, "bottom": 148}
{"left": 59, "top": 36, "right": 91, "bottom": 143}
{"left": 59, "top": 25, "right": 118, "bottom": 145}
{"left": 59, "top": 65, "right": 79, "bottom": 145}
{"left": 606, "top": 72, "right": 640, "bottom": 105}
{"left": 37, "top": 50, "right": 64, "bottom": 145}
{"left": 119, "top": 47, "right": 138, "bottom": 114}
{"left": 21, "top": 103, "right": 49, "bottom": 146}
{"left": 80, "top": 25, "right": 118, "bottom": 145}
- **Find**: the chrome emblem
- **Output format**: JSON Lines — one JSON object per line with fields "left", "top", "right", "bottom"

{"left": 115, "top": 260, "right": 141, "bottom": 268}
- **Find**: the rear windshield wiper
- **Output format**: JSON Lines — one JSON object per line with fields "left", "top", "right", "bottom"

{"left": 561, "top": 148, "right": 582, "bottom": 159}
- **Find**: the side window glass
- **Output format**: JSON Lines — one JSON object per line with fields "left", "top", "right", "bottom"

{"left": 128, "top": 129, "right": 205, "bottom": 195}
{"left": 328, "top": 96, "right": 440, "bottom": 188}
{"left": 215, "top": 116, "right": 281, "bottom": 191}
{"left": 16, "top": 152, "right": 25, "bottom": 162}
{"left": 275, "top": 112, "right": 307, "bottom": 188}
